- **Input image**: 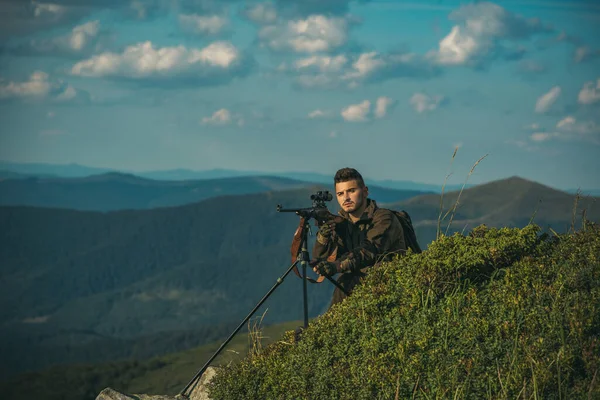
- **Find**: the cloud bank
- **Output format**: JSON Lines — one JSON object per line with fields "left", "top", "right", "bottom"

{"left": 70, "top": 41, "right": 253, "bottom": 86}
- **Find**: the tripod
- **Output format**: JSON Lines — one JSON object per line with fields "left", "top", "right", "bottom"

{"left": 178, "top": 208, "right": 347, "bottom": 398}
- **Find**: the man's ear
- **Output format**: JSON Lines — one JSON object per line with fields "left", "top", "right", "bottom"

{"left": 364, "top": 185, "right": 369, "bottom": 197}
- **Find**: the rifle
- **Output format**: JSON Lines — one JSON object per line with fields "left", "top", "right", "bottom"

{"left": 277, "top": 190, "right": 347, "bottom": 291}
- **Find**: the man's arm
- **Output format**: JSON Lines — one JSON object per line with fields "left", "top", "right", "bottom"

{"left": 337, "top": 210, "right": 406, "bottom": 273}
{"left": 312, "top": 221, "right": 336, "bottom": 260}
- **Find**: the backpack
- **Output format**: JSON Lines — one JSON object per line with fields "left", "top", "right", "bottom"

{"left": 388, "top": 209, "right": 422, "bottom": 254}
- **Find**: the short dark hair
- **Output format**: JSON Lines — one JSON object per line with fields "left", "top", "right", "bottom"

{"left": 334, "top": 167, "right": 365, "bottom": 188}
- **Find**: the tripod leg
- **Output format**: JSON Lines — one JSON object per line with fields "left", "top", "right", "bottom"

{"left": 325, "top": 275, "right": 350, "bottom": 297}
{"left": 302, "top": 251, "right": 308, "bottom": 329}
{"left": 300, "top": 222, "right": 311, "bottom": 329}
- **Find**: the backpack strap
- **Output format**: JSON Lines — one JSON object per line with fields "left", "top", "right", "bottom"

{"left": 390, "top": 209, "right": 422, "bottom": 254}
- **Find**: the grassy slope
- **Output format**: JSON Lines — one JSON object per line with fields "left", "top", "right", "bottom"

{"left": 208, "top": 222, "right": 600, "bottom": 399}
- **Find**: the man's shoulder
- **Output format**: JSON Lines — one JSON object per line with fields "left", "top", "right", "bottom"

{"left": 372, "top": 207, "right": 400, "bottom": 222}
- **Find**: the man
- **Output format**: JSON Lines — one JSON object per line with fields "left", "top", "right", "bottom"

{"left": 312, "top": 167, "right": 407, "bottom": 307}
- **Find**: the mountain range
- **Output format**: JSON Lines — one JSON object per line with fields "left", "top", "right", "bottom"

{"left": 0, "top": 172, "right": 429, "bottom": 211}
{"left": 3, "top": 160, "right": 599, "bottom": 195}
{"left": 0, "top": 160, "right": 475, "bottom": 193}
{"left": 0, "top": 171, "right": 597, "bottom": 381}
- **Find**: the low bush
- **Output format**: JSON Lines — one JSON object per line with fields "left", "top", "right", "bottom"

{"left": 208, "top": 222, "right": 600, "bottom": 399}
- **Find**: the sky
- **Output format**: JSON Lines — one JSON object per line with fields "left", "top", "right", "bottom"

{"left": 0, "top": 0, "right": 599, "bottom": 191}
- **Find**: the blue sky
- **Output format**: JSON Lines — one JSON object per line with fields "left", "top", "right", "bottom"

{"left": 0, "top": 0, "right": 599, "bottom": 190}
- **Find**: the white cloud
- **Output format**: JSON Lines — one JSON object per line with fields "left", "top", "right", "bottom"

{"left": 244, "top": 2, "right": 277, "bottom": 24}
{"left": 342, "top": 52, "right": 387, "bottom": 79}
{"left": 55, "top": 85, "right": 77, "bottom": 101}
{"left": 0, "top": 1, "right": 92, "bottom": 38}
{"left": 69, "top": 20, "right": 100, "bottom": 51}
{"left": 33, "top": 2, "right": 67, "bottom": 19}
{"left": 374, "top": 96, "right": 394, "bottom": 118}
{"left": 409, "top": 93, "right": 444, "bottom": 113}
{"left": 530, "top": 132, "right": 558, "bottom": 142}
{"left": 0, "top": 70, "right": 85, "bottom": 104}
{"left": 528, "top": 116, "right": 600, "bottom": 145}
{"left": 578, "top": 78, "right": 600, "bottom": 105}
{"left": 556, "top": 116, "right": 599, "bottom": 136}
{"left": 71, "top": 41, "right": 241, "bottom": 79}
{"left": 522, "top": 123, "right": 541, "bottom": 131}
{"left": 433, "top": 25, "right": 488, "bottom": 65}
{"left": 508, "top": 138, "right": 539, "bottom": 152}
{"left": 428, "top": 2, "right": 552, "bottom": 67}
{"left": 293, "top": 54, "right": 348, "bottom": 72}
{"left": 534, "top": 86, "right": 561, "bottom": 113}
{"left": 202, "top": 108, "right": 235, "bottom": 125}
{"left": 341, "top": 100, "right": 370, "bottom": 122}
{"left": 258, "top": 15, "right": 349, "bottom": 53}
{"left": 201, "top": 108, "right": 267, "bottom": 127}
{"left": 0, "top": 71, "right": 52, "bottom": 99}
{"left": 5, "top": 19, "right": 106, "bottom": 57}
{"left": 282, "top": 50, "right": 438, "bottom": 89}
{"left": 339, "top": 51, "right": 436, "bottom": 85}
{"left": 308, "top": 109, "right": 331, "bottom": 119}
{"left": 574, "top": 46, "right": 600, "bottom": 64}
{"left": 179, "top": 14, "right": 229, "bottom": 35}
{"left": 449, "top": 2, "right": 548, "bottom": 39}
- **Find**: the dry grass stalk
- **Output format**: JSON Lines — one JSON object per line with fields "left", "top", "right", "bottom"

{"left": 437, "top": 146, "right": 459, "bottom": 241}
{"left": 444, "top": 154, "right": 488, "bottom": 236}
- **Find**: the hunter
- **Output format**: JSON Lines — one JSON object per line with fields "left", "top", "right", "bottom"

{"left": 312, "top": 167, "right": 408, "bottom": 307}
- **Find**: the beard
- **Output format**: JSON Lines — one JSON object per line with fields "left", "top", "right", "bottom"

{"left": 342, "top": 197, "right": 364, "bottom": 213}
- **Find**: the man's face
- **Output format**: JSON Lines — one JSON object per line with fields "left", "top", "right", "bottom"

{"left": 335, "top": 180, "right": 368, "bottom": 214}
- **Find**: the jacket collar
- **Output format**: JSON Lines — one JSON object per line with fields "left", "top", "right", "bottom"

{"left": 338, "top": 198, "right": 378, "bottom": 223}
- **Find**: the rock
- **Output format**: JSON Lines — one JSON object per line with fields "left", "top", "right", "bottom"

{"left": 95, "top": 367, "right": 219, "bottom": 400}
{"left": 95, "top": 387, "right": 175, "bottom": 400}
{"left": 186, "top": 366, "right": 218, "bottom": 400}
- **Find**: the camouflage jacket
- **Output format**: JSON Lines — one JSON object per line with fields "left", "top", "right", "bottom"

{"left": 312, "top": 198, "right": 407, "bottom": 275}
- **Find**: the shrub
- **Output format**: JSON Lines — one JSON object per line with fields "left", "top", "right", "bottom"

{"left": 208, "top": 222, "right": 600, "bottom": 399}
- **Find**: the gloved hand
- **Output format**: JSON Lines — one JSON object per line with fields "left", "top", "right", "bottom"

{"left": 314, "top": 260, "right": 341, "bottom": 277}
{"left": 316, "top": 222, "right": 334, "bottom": 245}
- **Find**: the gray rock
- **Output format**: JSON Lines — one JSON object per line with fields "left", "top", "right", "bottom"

{"left": 95, "top": 367, "right": 218, "bottom": 400}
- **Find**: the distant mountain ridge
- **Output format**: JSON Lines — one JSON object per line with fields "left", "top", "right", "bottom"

{"left": 0, "top": 172, "right": 429, "bottom": 211}
{"left": 0, "top": 160, "right": 471, "bottom": 193}
{"left": 3, "top": 160, "right": 598, "bottom": 196}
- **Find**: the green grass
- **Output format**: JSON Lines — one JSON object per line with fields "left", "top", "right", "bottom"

{"left": 207, "top": 221, "right": 600, "bottom": 399}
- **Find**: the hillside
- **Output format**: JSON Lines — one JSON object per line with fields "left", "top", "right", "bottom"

{"left": 0, "top": 186, "right": 336, "bottom": 376}
{"left": 384, "top": 176, "right": 599, "bottom": 246}
{"left": 208, "top": 222, "right": 600, "bottom": 399}
{"left": 0, "top": 173, "right": 428, "bottom": 211}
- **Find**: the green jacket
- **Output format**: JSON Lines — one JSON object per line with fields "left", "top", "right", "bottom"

{"left": 313, "top": 198, "right": 407, "bottom": 305}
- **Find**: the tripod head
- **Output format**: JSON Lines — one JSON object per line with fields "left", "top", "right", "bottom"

{"left": 276, "top": 190, "right": 339, "bottom": 224}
